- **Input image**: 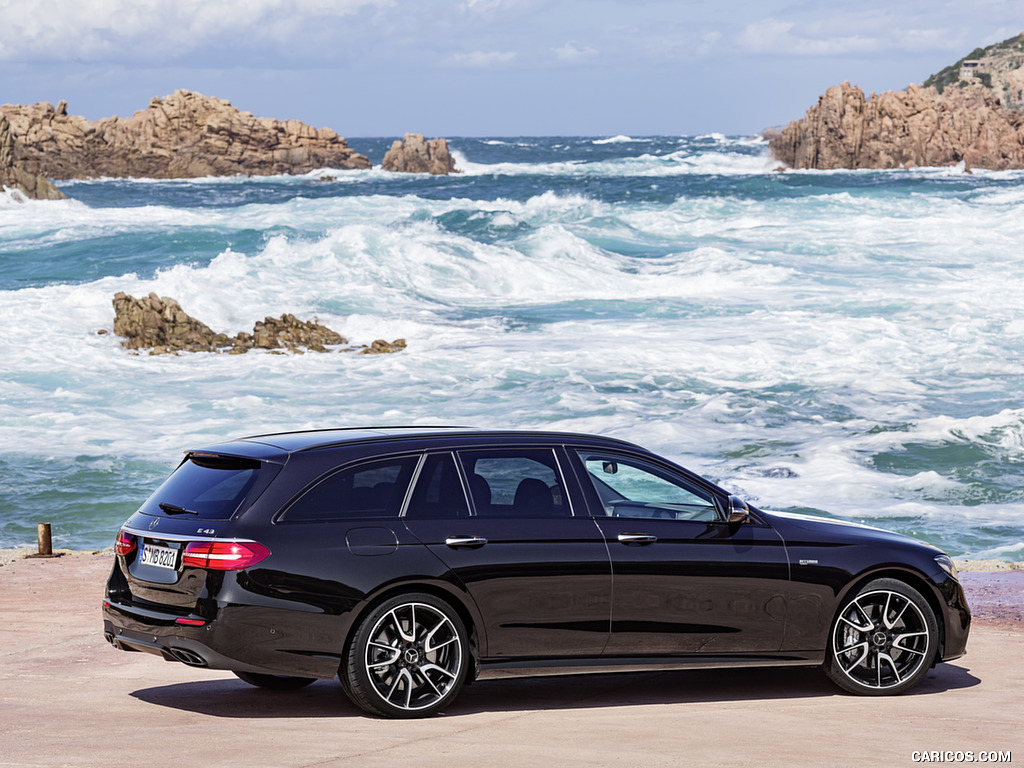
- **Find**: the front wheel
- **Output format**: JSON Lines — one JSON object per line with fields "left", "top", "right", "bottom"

{"left": 824, "top": 578, "right": 939, "bottom": 695}
{"left": 342, "top": 593, "right": 468, "bottom": 718}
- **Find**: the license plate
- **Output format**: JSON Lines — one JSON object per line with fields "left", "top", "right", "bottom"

{"left": 139, "top": 542, "right": 178, "bottom": 570}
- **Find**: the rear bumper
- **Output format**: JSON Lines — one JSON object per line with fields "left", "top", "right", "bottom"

{"left": 102, "top": 599, "right": 342, "bottom": 679}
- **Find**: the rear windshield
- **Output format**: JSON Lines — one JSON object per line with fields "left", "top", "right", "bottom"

{"left": 140, "top": 454, "right": 262, "bottom": 520}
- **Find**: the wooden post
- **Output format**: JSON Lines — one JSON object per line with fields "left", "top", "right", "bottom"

{"left": 37, "top": 522, "right": 52, "bottom": 556}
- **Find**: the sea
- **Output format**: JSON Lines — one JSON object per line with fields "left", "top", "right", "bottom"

{"left": 1, "top": 134, "right": 1022, "bottom": 559}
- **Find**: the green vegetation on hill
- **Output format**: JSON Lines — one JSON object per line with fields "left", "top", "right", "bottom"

{"left": 923, "top": 32, "right": 1024, "bottom": 93}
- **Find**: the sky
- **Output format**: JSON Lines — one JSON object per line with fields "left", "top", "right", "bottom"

{"left": 2, "top": 0, "right": 1023, "bottom": 136}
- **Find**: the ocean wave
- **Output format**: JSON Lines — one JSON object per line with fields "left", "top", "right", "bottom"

{"left": 450, "top": 148, "right": 776, "bottom": 177}
{"left": 3, "top": 136, "right": 1024, "bottom": 557}
{"left": 592, "top": 135, "right": 650, "bottom": 145}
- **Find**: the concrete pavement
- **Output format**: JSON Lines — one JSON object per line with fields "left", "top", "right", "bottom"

{"left": 1, "top": 552, "right": 1020, "bottom": 768}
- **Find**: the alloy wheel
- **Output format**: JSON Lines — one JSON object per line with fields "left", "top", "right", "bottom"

{"left": 832, "top": 588, "right": 932, "bottom": 691}
{"left": 363, "top": 600, "right": 464, "bottom": 713}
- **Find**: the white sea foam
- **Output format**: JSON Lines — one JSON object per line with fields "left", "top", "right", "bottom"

{"left": 967, "top": 541, "right": 1024, "bottom": 559}
{"left": 3, "top": 138, "right": 1024, "bottom": 556}
{"left": 450, "top": 147, "right": 777, "bottom": 177}
{"left": 593, "top": 135, "right": 649, "bottom": 145}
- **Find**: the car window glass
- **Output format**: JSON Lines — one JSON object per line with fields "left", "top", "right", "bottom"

{"left": 458, "top": 449, "right": 570, "bottom": 517}
{"left": 283, "top": 456, "right": 418, "bottom": 521}
{"left": 404, "top": 453, "right": 470, "bottom": 518}
{"left": 140, "top": 455, "right": 261, "bottom": 520}
{"left": 577, "top": 451, "right": 719, "bottom": 522}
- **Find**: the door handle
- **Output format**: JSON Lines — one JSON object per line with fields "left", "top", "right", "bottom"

{"left": 617, "top": 532, "right": 657, "bottom": 546}
{"left": 445, "top": 536, "right": 488, "bottom": 549}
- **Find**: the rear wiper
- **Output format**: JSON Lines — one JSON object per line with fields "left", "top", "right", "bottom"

{"left": 159, "top": 502, "right": 199, "bottom": 515}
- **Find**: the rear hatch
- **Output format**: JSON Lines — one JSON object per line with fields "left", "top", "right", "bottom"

{"left": 113, "top": 452, "right": 278, "bottom": 613}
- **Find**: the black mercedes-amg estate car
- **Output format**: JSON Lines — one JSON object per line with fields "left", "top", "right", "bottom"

{"left": 103, "top": 427, "right": 970, "bottom": 717}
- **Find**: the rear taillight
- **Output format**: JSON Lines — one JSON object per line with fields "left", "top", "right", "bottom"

{"left": 181, "top": 540, "right": 270, "bottom": 571}
{"left": 115, "top": 530, "right": 136, "bottom": 556}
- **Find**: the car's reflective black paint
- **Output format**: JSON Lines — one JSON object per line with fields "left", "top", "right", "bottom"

{"left": 103, "top": 427, "right": 970, "bottom": 716}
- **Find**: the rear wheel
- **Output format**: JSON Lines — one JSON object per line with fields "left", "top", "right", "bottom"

{"left": 233, "top": 671, "right": 317, "bottom": 690}
{"left": 824, "top": 578, "right": 938, "bottom": 695}
{"left": 342, "top": 592, "right": 468, "bottom": 718}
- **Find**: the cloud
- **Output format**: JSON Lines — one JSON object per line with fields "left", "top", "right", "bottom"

{"left": 460, "top": 0, "right": 504, "bottom": 12}
{"left": 459, "top": 0, "right": 534, "bottom": 14}
{"left": 443, "top": 50, "right": 518, "bottom": 68}
{"left": 738, "top": 18, "right": 881, "bottom": 56}
{"left": 555, "top": 42, "right": 597, "bottom": 62}
{"left": 695, "top": 31, "right": 720, "bottom": 58}
{"left": 0, "top": 0, "right": 390, "bottom": 62}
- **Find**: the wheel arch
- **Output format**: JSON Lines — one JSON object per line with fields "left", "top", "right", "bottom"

{"left": 338, "top": 579, "right": 485, "bottom": 682}
{"left": 833, "top": 566, "right": 947, "bottom": 660}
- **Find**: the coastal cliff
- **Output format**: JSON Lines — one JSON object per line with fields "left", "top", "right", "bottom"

{"left": 770, "top": 32, "right": 1024, "bottom": 170}
{"left": 0, "top": 114, "right": 65, "bottom": 199}
{"left": 768, "top": 81, "right": 1024, "bottom": 170}
{"left": 0, "top": 90, "right": 370, "bottom": 182}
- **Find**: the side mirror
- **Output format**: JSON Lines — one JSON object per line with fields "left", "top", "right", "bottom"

{"left": 602, "top": 461, "right": 618, "bottom": 475}
{"left": 726, "top": 495, "right": 750, "bottom": 524}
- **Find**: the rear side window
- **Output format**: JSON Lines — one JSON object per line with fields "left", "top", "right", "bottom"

{"left": 404, "top": 453, "right": 470, "bottom": 518}
{"left": 141, "top": 454, "right": 261, "bottom": 520}
{"left": 458, "top": 449, "right": 570, "bottom": 517}
{"left": 282, "top": 456, "right": 418, "bottom": 522}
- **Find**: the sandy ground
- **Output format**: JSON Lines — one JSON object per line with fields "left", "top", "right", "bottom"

{"left": 0, "top": 551, "right": 1021, "bottom": 768}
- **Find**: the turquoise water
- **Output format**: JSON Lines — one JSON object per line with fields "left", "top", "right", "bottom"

{"left": 1, "top": 135, "right": 1022, "bottom": 557}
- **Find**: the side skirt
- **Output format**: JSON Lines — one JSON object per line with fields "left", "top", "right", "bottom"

{"left": 476, "top": 652, "right": 825, "bottom": 680}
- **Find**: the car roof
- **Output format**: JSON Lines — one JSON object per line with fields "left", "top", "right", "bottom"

{"left": 188, "top": 426, "right": 642, "bottom": 459}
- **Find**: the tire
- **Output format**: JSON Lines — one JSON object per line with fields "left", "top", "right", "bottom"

{"left": 342, "top": 592, "right": 468, "bottom": 718}
{"left": 824, "top": 577, "right": 939, "bottom": 695}
{"left": 233, "top": 671, "right": 317, "bottom": 690}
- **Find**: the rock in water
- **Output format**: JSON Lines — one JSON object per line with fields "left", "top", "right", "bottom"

{"left": 359, "top": 339, "right": 407, "bottom": 355}
{"left": 381, "top": 133, "right": 458, "bottom": 175}
{"left": 243, "top": 314, "right": 348, "bottom": 354}
{"left": 770, "top": 82, "right": 1024, "bottom": 171}
{"left": 0, "top": 91, "right": 371, "bottom": 180}
{"left": 112, "top": 292, "right": 225, "bottom": 354}
{"left": 111, "top": 293, "right": 355, "bottom": 355}
{"left": 0, "top": 114, "right": 65, "bottom": 200}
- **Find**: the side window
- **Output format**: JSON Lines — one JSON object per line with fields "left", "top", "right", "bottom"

{"left": 577, "top": 451, "right": 720, "bottom": 522}
{"left": 404, "top": 453, "right": 470, "bottom": 518}
{"left": 282, "top": 456, "right": 418, "bottom": 522}
{"left": 459, "top": 449, "right": 570, "bottom": 518}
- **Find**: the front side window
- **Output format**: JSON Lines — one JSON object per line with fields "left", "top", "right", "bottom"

{"left": 282, "top": 456, "right": 418, "bottom": 522}
{"left": 458, "top": 449, "right": 570, "bottom": 517}
{"left": 577, "top": 451, "right": 720, "bottom": 522}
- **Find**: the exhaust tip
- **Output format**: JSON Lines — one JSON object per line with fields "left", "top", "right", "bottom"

{"left": 168, "top": 647, "right": 208, "bottom": 667}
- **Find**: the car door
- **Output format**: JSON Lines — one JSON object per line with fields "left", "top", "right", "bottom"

{"left": 401, "top": 447, "right": 611, "bottom": 659}
{"left": 570, "top": 448, "right": 791, "bottom": 655}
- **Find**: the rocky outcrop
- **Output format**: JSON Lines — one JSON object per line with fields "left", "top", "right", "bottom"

{"left": 381, "top": 133, "right": 457, "bottom": 175}
{"left": 923, "top": 32, "right": 1024, "bottom": 113}
{"left": 112, "top": 292, "right": 349, "bottom": 355}
{"left": 111, "top": 292, "right": 407, "bottom": 356}
{"left": 236, "top": 314, "right": 348, "bottom": 354}
{"left": 359, "top": 338, "right": 407, "bottom": 355}
{"left": 769, "top": 81, "right": 1024, "bottom": 170}
{"left": 113, "top": 292, "right": 227, "bottom": 354}
{"left": 1, "top": 91, "right": 370, "bottom": 180}
{"left": 0, "top": 114, "right": 65, "bottom": 200}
